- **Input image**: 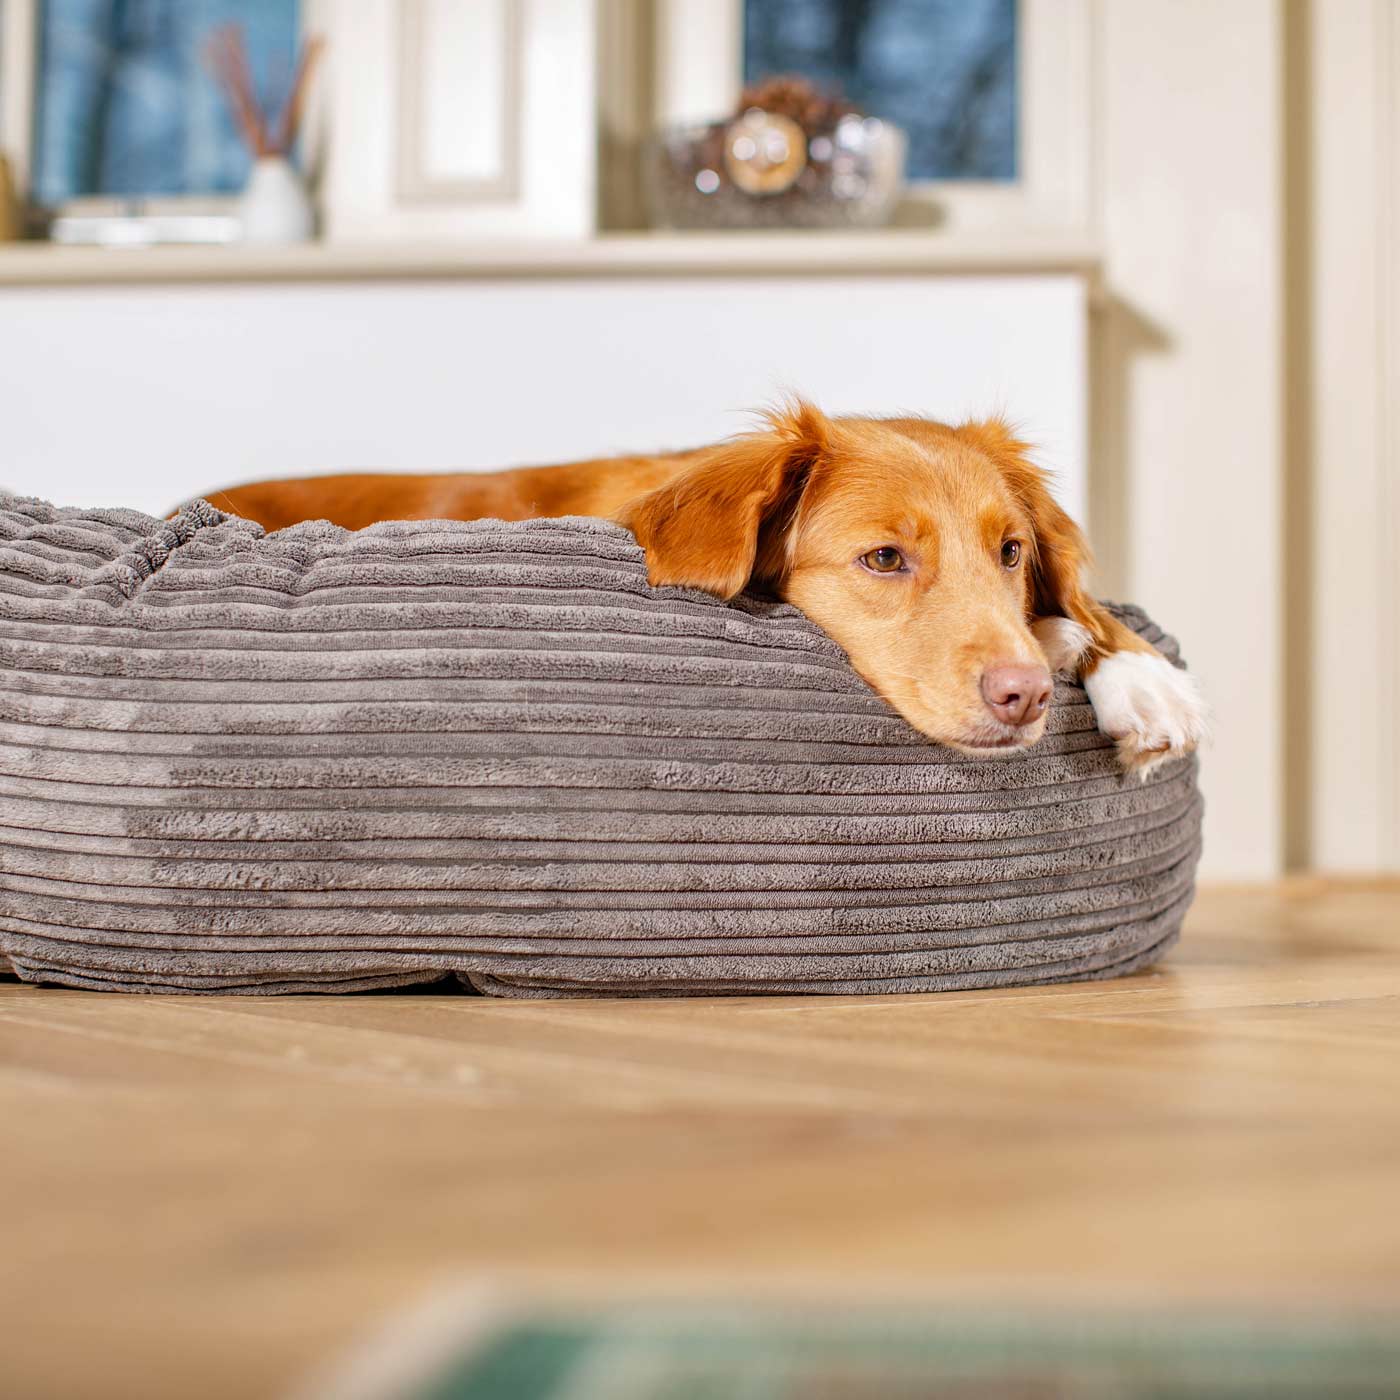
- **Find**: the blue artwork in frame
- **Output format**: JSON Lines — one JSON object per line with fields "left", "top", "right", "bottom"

{"left": 30, "top": 0, "right": 300, "bottom": 205}
{"left": 743, "top": 0, "right": 1017, "bottom": 182}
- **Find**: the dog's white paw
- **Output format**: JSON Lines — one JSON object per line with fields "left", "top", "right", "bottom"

{"left": 1085, "top": 649, "right": 1209, "bottom": 777}
{"left": 1031, "top": 616, "right": 1094, "bottom": 676}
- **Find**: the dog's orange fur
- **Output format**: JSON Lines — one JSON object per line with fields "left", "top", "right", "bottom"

{"left": 211, "top": 404, "right": 1158, "bottom": 757}
{"left": 208, "top": 454, "right": 692, "bottom": 535}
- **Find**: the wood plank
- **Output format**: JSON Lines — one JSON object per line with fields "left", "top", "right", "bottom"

{"left": 1, "top": 881, "right": 1397, "bottom": 1399}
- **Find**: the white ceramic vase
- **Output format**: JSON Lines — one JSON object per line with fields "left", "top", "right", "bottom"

{"left": 238, "top": 157, "right": 314, "bottom": 245}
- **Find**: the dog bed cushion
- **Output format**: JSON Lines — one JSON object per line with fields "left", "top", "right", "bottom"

{"left": 0, "top": 495, "right": 1202, "bottom": 997}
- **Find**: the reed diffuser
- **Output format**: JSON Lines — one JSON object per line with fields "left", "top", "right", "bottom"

{"left": 207, "top": 25, "right": 323, "bottom": 245}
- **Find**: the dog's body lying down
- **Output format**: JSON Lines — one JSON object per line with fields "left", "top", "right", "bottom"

{"left": 212, "top": 404, "right": 1206, "bottom": 773}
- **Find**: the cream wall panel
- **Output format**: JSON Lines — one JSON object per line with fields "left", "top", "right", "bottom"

{"left": 323, "top": 0, "right": 595, "bottom": 240}
{"left": 1305, "top": 0, "right": 1400, "bottom": 872}
{"left": 1095, "top": 0, "right": 1285, "bottom": 879}
{"left": 406, "top": 0, "right": 514, "bottom": 195}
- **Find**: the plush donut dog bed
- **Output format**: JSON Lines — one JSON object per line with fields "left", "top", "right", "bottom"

{"left": 0, "top": 495, "right": 1201, "bottom": 997}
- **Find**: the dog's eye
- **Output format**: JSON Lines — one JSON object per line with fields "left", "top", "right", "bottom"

{"left": 861, "top": 547, "right": 905, "bottom": 574}
{"left": 1001, "top": 540, "right": 1022, "bottom": 569}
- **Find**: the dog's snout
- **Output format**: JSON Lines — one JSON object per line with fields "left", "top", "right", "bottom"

{"left": 980, "top": 663, "right": 1053, "bottom": 728}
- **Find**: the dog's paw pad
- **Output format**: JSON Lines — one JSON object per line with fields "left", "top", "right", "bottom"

{"left": 1085, "top": 649, "right": 1209, "bottom": 777}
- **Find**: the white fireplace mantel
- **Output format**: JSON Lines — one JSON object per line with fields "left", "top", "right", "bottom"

{"left": 0, "top": 233, "right": 1094, "bottom": 529}
{"left": 0, "top": 232, "right": 1099, "bottom": 286}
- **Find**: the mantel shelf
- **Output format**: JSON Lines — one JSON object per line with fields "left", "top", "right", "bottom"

{"left": 0, "top": 231, "right": 1101, "bottom": 287}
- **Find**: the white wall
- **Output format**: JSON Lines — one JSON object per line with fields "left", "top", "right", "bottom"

{"left": 0, "top": 272, "right": 1087, "bottom": 520}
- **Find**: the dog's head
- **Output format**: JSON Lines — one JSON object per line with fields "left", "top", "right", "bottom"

{"left": 617, "top": 402, "right": 1097, "bottom": 753}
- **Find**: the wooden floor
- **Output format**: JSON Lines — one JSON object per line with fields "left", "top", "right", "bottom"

{"left": 3, "top": 882, "right": 1399, "bottom": 1399}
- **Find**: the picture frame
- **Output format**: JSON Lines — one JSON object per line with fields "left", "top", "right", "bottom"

{"left": 0, "top": 0, "right": 328, "bottom": 237}
{"left": 0, "top": 0, "right": 596, "bottom": 243}
{"left": 652, "top": 0, "right": 1093, "bottom": 235}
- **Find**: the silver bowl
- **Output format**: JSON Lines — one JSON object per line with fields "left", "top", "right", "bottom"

{"left": 646, "top": 111, "right": 907, "bottom": 231}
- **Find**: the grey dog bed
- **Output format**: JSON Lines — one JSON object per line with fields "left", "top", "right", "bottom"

{"left": 0, "top": 495, "right": 1201, "bottom": 997}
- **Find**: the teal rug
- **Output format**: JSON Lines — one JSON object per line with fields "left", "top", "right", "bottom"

{"left": 320, "top": 1302, "right": 1400, "bottom": 1400}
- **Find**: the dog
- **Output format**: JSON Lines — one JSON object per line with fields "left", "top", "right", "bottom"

{"left": 210, "top": 403, "right": 1206, "bottom": 773}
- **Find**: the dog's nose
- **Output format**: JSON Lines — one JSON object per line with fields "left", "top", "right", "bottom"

{"left": 980, "top": 663, "right": 1053, "bottom": 728}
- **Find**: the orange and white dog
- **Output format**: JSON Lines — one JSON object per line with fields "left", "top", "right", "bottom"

{"left": 211, "top": 403, "right": 1207, "bottom": 773}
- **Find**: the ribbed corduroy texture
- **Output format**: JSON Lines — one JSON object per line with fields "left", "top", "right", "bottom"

{"left": 0, "top": 495, "right": 1201, "bottom": 997}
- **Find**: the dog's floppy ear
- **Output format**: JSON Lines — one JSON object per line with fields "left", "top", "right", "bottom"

{"left": 959, "top": 418, "right": 1139, "bottom": 659}
{"left": 617, "top": 401, "right": 830, "bottom": 599}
